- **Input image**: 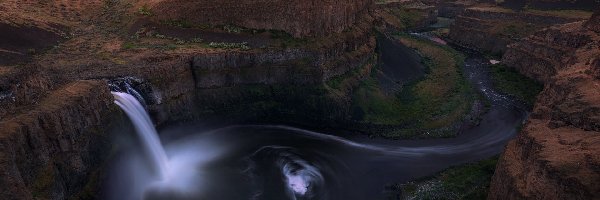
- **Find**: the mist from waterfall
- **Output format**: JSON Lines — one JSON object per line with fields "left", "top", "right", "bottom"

{"left": 112, "top": 92, "right": 169, "bottom": 180}
{"left": 104, "top": 54, "right": 528, "bottom": 199}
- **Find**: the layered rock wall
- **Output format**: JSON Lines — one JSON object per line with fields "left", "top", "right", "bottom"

{"left": 585, "top": 10, "right": 600, "bottom": 33}
{"left": 0, "top": 0, "right": 379, "bottom": 199}
{"left": 0, "top": 80, "right": 118, "bottom": 199}
{"left": 501, "top": 22, "right": 592, "bottom": 83}
{"left": 524, "top": 0, "right": 600, "bottom": 11}
{"left": 448, "top": 7, "right": 587, "bottom": 54}
{"left": 489, "top": 11, "right": 600, "bottom": 199}
{"left": 150, "top": 0, "right": 373, "bottom": 37}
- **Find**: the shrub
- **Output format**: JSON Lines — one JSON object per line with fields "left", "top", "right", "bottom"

{"left": 208, "top": 42, "right": 250, "bottom": 50}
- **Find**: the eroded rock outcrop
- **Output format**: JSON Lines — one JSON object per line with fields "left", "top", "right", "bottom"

{"left": 489, "top": 11, "right": 600, "bottom": 199}
{"left": 374, "top": 1, "right": 438, "bottom": 31}
{"left": 585, "top": 10, "right": 600, "bottom": 33}
{"left": 519, "top": 0, "right": 600, "bottom": 11}
{"left": 149, "top": 0, "right": 373, "bottom": 37}
{"left": 501, "top": 21, "right": 593, "bottom": 83}
{"left": 0, "top": 80, "right": 118, "bottom": 199}
{"left": 448, "top": 6, "right": 589, "bottom": 55}
{"left": 1, "top": 0, "right": 381, "bottom": 196}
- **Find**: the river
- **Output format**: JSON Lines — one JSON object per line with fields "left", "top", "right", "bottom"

{"left": 104, "top": 35, "right": 528, "bottom": 200}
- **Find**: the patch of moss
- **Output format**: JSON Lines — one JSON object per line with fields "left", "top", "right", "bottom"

{"left": 137, "top": 5, "right": 152, "bottom": 16}
{"left": 496, "top": 22, "right": 540, "bottom": 39}
{"left": 394, "top": 157, "right": 499, "bottom": 200}
{"left": 490, "top": 64, "right": 543, "bottom": 106}
{"left": 384, "top": 7, "right": 430, "bottom": 30}
{"left": 160, "top": 19, "right": 194, "bottom": 28}
{"left": 352, "top": 34, "right": 473, "bottom": 138}
{"left": 122, "top": 42, "right": 136, "bottom": 49}
{"left": 326, "top": 55, "right": 376, "bottom": 90}
{"left": 525, "top": 9, "right": 593, "bottom": 19}
{"left": 269, "top": 30, "right": 309, "bottom": 48}
{"left": 208, "top": 42, "right": 250, "bottom": 50}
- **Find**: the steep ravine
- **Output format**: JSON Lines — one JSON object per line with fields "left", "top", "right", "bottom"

{"left": 0, "top": 80, "right": 121, "bottom": 199}
{"left": 448, "top": 6, "right": 590, "bottom": 55}
{"left": 489, "top": 9, "right": 600, "bottom": 199}
{"left": 0, "top": 0, "right": 378, "bottom": 198}
{"left": 1, "top": 0, "right": 597, "bottom": 199}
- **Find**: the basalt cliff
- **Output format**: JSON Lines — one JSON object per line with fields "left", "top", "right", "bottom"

{"left": 489, "top": 9, "right": 600, "bottom": 200}
{"left": 0, "top": 0, "right": 599, "bottom": 199}
{"left": 148, "top": 0, "right": 373, "bottom": 38}
{"left": 448, "top": 6, "right": 590, "bottom": 55}
{"left": 0, "top": 0, "right": 376, "bottom": 198}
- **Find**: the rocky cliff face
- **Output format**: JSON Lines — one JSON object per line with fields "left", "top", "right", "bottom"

{"left": 0, "top": 0, "right": 378, "bottom": 197}
{"left": 512, "top": 0, "right": 600, "bottom": 11}
{"left": 448, "top": 6, "right": 589, "bottom": 55}
{"left": 501, "top": 21, "right": 593, "bottom": 83}
{"left": 149, "top": 0, "right": 373, "bottom": 37}
{"left": 0, "top": 80, "right": 119, "bottom": 199}
{"left": 489, "top": 11, "right": 600, "bottom": 199}
{"left": 585, "top": 10, "right": 600, "bottom": 33}
{"left": 374, "top": 1, "right": 438, "bottom": 31}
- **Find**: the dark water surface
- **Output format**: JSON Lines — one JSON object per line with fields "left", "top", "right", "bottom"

{"left": 105, "top": 38, "right": 528, "bottom": 200}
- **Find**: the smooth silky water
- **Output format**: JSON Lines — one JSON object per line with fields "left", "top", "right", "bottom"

{"left": 106, "top": 41, "right": 527, "bottom": 200}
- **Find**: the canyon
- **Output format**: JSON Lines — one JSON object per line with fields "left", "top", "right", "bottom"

{"left": 489, "top": 9, "right": 600, "bottom": 200}
{"left": 448, "top": 6, "right": 591, "bottom": 55}
{"left": 0, "top": 0, "right": 598, "bottom": 199}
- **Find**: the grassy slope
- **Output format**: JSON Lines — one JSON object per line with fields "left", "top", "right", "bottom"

{"left": 490, "top": 64, "right": 543, "bottom": 106}
{"left": 352, "top": 34, "right": 473, "bottom": 138}
{"left": 395, "top": 157, "right": 499, "bottom": 200}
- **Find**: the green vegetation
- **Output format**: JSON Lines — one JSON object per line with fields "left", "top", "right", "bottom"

{"left": 525, "top": 9, "right": 592, "bottom": 19}
{"left": 326, "top": 55, "right": 375, "bottom": 91}
{"left": 491, "top": 21, "right": 540, "bottom": 40}
{"left": 385, "top": 7, "right": 428, "bottom": 30}
{"left": 161, "top": 19, "right": 195, "bottom": 28}
{"left": 352, "top": 34, "right": 473, "bottom": 138}
{"left": 121, "top": 42, "right": 177, "bottom": 50}
{"left": 395, "top": 157, "right": 499, "bottom": 200}
{"left": 223, "top": 24, "right": 245, "bottom": 33}
{"left": 490, "top": 64, "right": 543, "bottom": 106}
{"left": 397, "top": 9, "right": 426, "bottom": 29}
{"left": 137, "top": 5, "right": 152, "bottom": 16}
{"left": 208, "top": 42, "right": 250, "bottom": 50}
{"left": 269, "top": 30, "right": 309, "bottom": 48}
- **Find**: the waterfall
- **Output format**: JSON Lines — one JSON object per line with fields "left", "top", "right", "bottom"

{"left": 112, "top": 92, "right": 169, "bottom": 180}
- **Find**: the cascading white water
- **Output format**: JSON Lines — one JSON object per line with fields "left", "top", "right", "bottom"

{"left": 112, "top": 92, "right": 169, "bottom": 180}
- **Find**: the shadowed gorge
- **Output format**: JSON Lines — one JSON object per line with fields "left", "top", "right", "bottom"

{"left": 0, "top": 0, "right": 598, "bottom": 200}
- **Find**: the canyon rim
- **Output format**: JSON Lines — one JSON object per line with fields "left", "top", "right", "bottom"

{"left": 0, "top": 0, "right": 598, "bottom": 200}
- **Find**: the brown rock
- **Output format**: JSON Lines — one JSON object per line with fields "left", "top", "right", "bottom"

{"left": 149, "top": 0, "right": 373, "bottom": 37}
{"left": 0, "top": 80, "right": 118, "bottom": 199}
{"left": 585, "top": 9, "right": 600, "bottom": 33}
{"left": 489, "top": 15, "right": 600, "bottom": 200}
{"left": 448, "top": 6, "right": 588, "bottom": 55}
{"left": 501, "top": 22, "right": 593, "bottom": 83}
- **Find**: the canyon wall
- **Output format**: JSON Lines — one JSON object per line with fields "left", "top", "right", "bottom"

{"left": 501, "top": 21, "right": 593, "bottom": 83}
{"left": 0, "top": 0, "right": 376, "bottom": 199}
{"left": 521, "top": 0, "right": 600, "bottom": 11}
{"left": 150, "top": 0, "right": 373, "bottom": 37}
{"left": 585, "top": 10, "right": 600, "bottom": 33}
{"left": 489, "top": 11, "right": 600, "bottom": 199}
{"left": 178, "top": 14, "right": 376, "bottom": 126}
{"left": 0, "top": 80, "right": 119, "bottom": 199}
{"left": 374, "top": 1, "right": 438, "bottom": 31}
{"left": 448, "top": 6, "right": 588, "bottom": 55}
